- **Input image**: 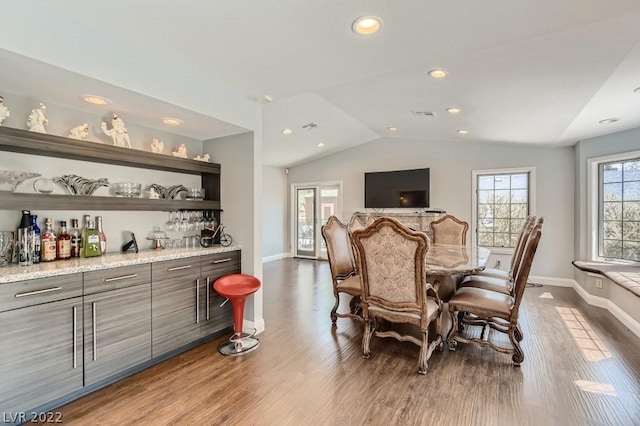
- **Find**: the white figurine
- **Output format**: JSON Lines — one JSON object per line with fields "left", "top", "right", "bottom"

{"left": 27, "top": 103, "right": 48, "bottom": 133}
{"left": 0, "top": 95, "right": 10, "bottom": 126}
{"left": 101, "top": 113, "right": 132, "bottom": 148}
{"left": 172, "top": 144, "right": 187, "bottom": 158}
{"left": 150, "top": 138, "right": 165, "bottom": 153}
{"left": 193, "top": 153, "right": 210, "bottom": 162}
{"left": 69, "top": 123, "right": 89, "bottom": 140}
{"left": 148, "top": 187, "right": 161, "bottom": 199}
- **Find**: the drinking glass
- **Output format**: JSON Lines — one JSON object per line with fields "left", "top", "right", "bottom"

{"left": 164, "top": 212, "right": 176, "bottom": 232}
{"left": 0, "top": 231, "right": 15, "bottom": 267}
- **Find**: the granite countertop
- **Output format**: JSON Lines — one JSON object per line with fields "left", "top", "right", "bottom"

{"left": 0, "top": 245, "right": 241, "bottom": 284}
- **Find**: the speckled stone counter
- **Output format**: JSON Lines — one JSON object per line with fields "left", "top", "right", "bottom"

{"left": 0, "top": 245, "right": 241, "bottom": 284}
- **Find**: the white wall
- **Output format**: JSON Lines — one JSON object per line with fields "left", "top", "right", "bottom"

{"left": 262, "top": 165, "right": 288, "bottom": 260}
{"left": 288, "top": 136, "right": 575, "bottom": 279}
{"left": 203, "top": 131, "right": 264, "bottom": 332}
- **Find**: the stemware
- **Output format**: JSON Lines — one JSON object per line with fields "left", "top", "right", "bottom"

{"left": 164, "top": 211, "right": 176, "bottom": 232}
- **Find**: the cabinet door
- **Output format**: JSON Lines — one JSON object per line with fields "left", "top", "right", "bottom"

{"left": 200, "top": 252, "right": 240, "bottom": 337}
{"left": 0, "top": 297, "right": 83, "bottom": 414}
{"left": 84, "top": 283, "right": 151, "bottom": 386}
{"left": 151, "top": 270, "right": 201, "bottom": 357}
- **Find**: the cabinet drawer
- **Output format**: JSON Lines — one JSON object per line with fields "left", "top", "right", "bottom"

{"left": 84, "top": 264, "right": 151, "bottom": 295}
{"left": 0, "top": 273, "right": 83, "bottom": 313}
{"left": 152, "top": 258, "right": 201, "bottom": 281}
{"left": 200, "top": 251, "right": 240, "bottom": 274}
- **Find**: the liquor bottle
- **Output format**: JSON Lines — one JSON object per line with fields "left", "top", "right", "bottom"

{"left": 56, "top": 221, "right": 71, "bottom": 260}
{"left": 17, "top": 210, "right": 34, "bottom": 266}
{"left": 69, "top": 218, "right": 81, "bottom": 258}
{"left": 80, "top": 214, "right": 90, "bottom": 254}
{"left": 96, "top": 216, "right": 107, "bottom": 255}
{"left": 81, "top": 219, "right": 101, "bottom": 258}
{"left": 30, "top": 214, "right": 41, "bottom": 264}
{"left": 41, "top": 218, "right": 57, "bottom": 262}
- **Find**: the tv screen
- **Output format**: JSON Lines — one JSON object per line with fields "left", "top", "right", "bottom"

{"left": 364, "top": 168, "right": 430, "bottom": 208}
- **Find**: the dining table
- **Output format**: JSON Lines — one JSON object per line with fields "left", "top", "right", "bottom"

{"left": 425, "top": 243, "right": 491, "bottom": 301}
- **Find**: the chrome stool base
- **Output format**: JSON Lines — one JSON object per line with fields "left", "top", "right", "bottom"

{"left": 217, "top": 336, "right": 260, "bottom": 356}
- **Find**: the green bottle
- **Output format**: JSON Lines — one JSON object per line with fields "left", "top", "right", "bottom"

{"left": 81, "top": 219, "right": 102, "bottom": 258}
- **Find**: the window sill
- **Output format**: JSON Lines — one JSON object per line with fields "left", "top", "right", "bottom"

{"left": 480, "top": 247, "right": 514, "bottom": 255}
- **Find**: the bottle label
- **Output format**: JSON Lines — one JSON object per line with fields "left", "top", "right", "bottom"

{"left": 33, "top": 233, "right": 41, "bottom": 264}
{"left": 71, "top": 235, "right": 81, "bottom": 257}
{"left": 58, "top": 240, "right": 71, "bottom": 259}
{"left": 42, "top": 241, "right": 57, "bottom": 262}
{"left": 87, "top": 233, "right": 101, "bottom": 256}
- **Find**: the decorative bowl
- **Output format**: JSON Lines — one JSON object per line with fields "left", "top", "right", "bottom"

{"left": 53, "top": 174, "right": 109, "bottom": 196}
{"left": 0, "top": 170, "right": 42, "bottom": 192}
{"left": 184, "top": 188, "right": 205, "bottom": 201}
{"left": 112, "top": 182, "right": 142, "bottom": 198}
{"left": 145, "top": 184, "right": 187, "bottom": 200}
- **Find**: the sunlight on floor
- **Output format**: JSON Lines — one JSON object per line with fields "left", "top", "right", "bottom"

{"left": 574, "top": 380, "right": 617, "bottom": 396}
{"left": 556, "top": 307, "right": 612, "bottom": 362}
{"left": 539, "top": 292, "right": 554, "bottom": 299}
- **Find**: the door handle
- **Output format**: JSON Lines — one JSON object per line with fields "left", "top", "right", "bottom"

{"left": 195, "top": 279, "right": 200, "bottom": 324}
{"left": 72, "top": 306, "right": 77, "bottom": 369}
{"left": 104, "top": 274, "right": 138, "bottom": 282}
{"left": 92, "top": 302, "right": 97, "bottom": 361}
{"left": 206, "top": 277, "right": 210, "bottom": 320}
{"left": 15, "top": 287, "right": 62, "bottom": 298}
{"left": 168, "top": 265, "right": 192, "bottom": 271}
{"left": 212, "top": 258, "right": 232, "bottom": 264}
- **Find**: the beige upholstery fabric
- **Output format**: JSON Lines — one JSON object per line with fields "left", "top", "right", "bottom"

{"left": 430, "top": 215, "right": 468, "bottom": 246}
{"left": 369, "top": 297, "right": 440, "bottom": 322}
{"left": 336, "top": 275, "right": 361, "bottom": 292}
{"left": 448, "top": 287, "right": 513, "bottom": 318}
{"left": 460, "top": 275, "right": 511, "bottom": 295}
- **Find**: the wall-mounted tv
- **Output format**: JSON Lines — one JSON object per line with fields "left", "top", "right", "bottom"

{"left": 364, "top": 168, "right": 430, "bottom": 208}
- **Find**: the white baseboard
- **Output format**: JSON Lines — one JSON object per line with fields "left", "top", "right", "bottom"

{"left": 262, "top": 252, "right": 292, "bottom": 263}
{"left": 244, "top": 318, "right": 265, "bottom": 335}
{"left": 552, "top": 278, "right": 640, "bottom": 339}
{"left": 529, "top": 275, "right": 575, "bottom": 287}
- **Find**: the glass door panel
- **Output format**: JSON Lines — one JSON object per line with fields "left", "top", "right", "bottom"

{"left": 296, "top": 188, "right": 316, "bottom": 257}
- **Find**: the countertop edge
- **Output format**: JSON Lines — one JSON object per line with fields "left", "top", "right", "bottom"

{"left": 0, "top": 245, "right": 241, "bottom": 283}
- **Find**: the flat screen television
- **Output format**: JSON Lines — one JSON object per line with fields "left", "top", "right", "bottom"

{"left": 364, "top": 168, "right": 430, "bottom": 208}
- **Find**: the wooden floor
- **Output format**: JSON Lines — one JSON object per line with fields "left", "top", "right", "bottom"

{"left": 55, "top": 258, "right": 640, "bottom": 426}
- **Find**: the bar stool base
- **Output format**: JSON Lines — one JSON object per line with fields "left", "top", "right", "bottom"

{"left": 217, "top": 336, "right": 260, "bottom": 356}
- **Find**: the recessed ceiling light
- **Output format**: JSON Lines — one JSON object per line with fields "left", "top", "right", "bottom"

{"left": 387, "top": 127, "right": 398, "bottom": 131}
{"left": 598, "top": 118, "right": 619, "bottom": 124}
{"left": 352, "top": 16, "right": 383, "bottom": 35}
{"left": 446, "top": 108, "right": 461, "bottom": 114}
{"left": 282, "top": 128, "right": 293, "bottom": 135}
{"left": 428, "top": 69, "right": 448, "bottom": 79}
{"left": 457, "top": 129, "right": 468, "bottom": 134}
{"left": 634, "top": 87, "right": 640, "bottom": 93}
{"left": 316, "top": 142, "right": 325, "bottom": 147}
{"left": 82, "top": 95, "right": 111, "bottom": 105}
{"left": 162, "top": 118, "right": 183, "bottom": 126}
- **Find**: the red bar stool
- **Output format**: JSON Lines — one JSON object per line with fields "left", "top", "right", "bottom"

{"left": 213, "top": 273, "right": 261, "bottom": 356}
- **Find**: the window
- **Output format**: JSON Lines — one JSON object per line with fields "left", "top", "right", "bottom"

{"left": 472, "top": 168, "right": 535, "bottom": 251}
{"left": 599, "top": 157, "right": 640, "bottom": 261}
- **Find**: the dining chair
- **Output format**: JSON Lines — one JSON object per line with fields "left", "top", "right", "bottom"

{"left": 459, "top": 217, "right": 541, "bottom": 296}
{"left": 321, "top": 216, "right": 363, "bottom": 325}
{"left": 351, "top": 217, "right": 442, "bottom": 374}
{"left": 429, "top": 214, "right": 469, "bottom": 245}
{"left": 446, "top": 219, "right": 543, "bottom": 365}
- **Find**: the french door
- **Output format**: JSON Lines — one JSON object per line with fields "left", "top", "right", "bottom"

{"left": 293, "top": 182, "right": 342, "bottom": 259}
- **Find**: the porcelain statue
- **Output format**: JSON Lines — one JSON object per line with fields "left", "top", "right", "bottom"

{"left": 27, "top": 103, "right": 48, "bottom": 133}
{"left": 193, "top": 153, "right": 210, "bottom": 162}
{"left": 69, "top": 123, "right": 89, "bottom": 140}
{"left": 0, "top": 96, "right": 10, "bottom": 126}
{"left": 172, "top": 144, "right": 187, "bottom": 158}
{"left": 101, "top": 113, "right": 132, "bottom": 148}
{"left": 150, "top": 138, "right": 165, "bottom": 153}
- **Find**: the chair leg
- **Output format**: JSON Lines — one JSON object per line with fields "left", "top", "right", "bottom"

{"left": 514, "top": 323, "right": 524, "bottom": 342}
{"left": 447, "top": 308, "right": 459, "bottom": 351}
{"left": 509, "top": 325, "right": 524, "bottom": 365}
{"left": 330, "top": 292, "right": 340, "bottom": 324}
{"left": 362, "top": 319, "right": 372, "bottom": 359}
{"left": 457, "top": 311, "right": 465, "bottom": 332}
{"left": 418, "top": 331, "right": 428, "bottom": 375}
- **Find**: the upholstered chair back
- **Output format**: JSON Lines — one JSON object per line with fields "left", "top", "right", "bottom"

{"left": 429, "top": 215, "right": 469, "bottom": 246}
{"left": 321, "top": 216, "right": 356, "bottom": 281}
{"left": 508, "top": 215, "right": 537, "bottom": 278}
{"left": 510, "top": 218, "right": 543, "bottom": 320}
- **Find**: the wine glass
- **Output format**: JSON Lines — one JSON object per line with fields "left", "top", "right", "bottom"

{"left": 163, "top": 211, "right": 176, "bottom": 232}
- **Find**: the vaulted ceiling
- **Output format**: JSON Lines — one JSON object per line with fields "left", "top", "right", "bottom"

{"left": 2, "top": 1, "right": 640, "bottom": 167}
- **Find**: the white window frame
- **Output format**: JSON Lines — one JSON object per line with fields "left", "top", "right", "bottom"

{"left": 472, "top": 167, "right": 536, "bottom": 255}
{"left": 587, "top": 149, "right": 640, "bottom": 264}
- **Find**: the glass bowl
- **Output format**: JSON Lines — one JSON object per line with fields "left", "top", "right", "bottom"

{"left": 112, "top": 182, "right": 142, "bottom": 198}
{"left": 0, "top": 170, "right": 42, "bottom": 192}
{"left": 184, "top": 188, "right": 205, "bottom": 201}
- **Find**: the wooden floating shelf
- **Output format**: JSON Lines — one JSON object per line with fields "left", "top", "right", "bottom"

{"left": 0, "top": 192, "right": 221, "bottom": 211}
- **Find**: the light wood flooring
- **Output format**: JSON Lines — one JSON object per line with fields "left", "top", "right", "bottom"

{"left": 55, "top": 258, "right": 640, "bottom": 425}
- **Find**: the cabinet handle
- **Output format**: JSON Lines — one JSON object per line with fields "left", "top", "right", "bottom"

{"left": 104, "top": 273, "right": 138, "bottom": 282}
{"left": 92, "top": 302, "right": 97, "bottom": 361}
{"left": 195, "top": 279, "right": 200, "bottom": 324}
{"left": 73, "top": 306, "right": 77, "bottom": 369}
{"left": 15, "top": 286, "right": 62, "bottom": 298}
{"left": 212, "top": 258, "right": 232, "bottom": 264}
{"left": 168, "top": 265, "right": 192, "bottom": 271}
{"left": 206, "top": 277, "right": 210, "bottom": 320}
